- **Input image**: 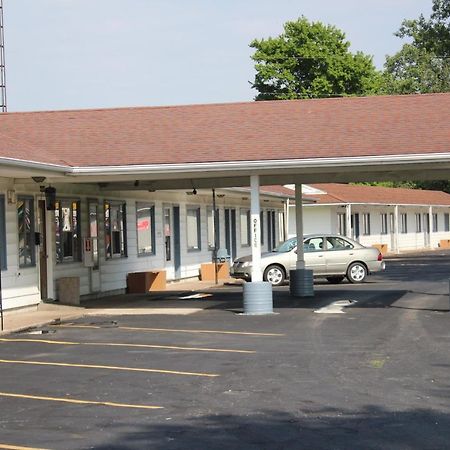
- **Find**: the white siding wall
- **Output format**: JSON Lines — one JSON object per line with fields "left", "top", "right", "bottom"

{"left": 287, "top": 205, "right": 333, "bottom": 237}
{"left": 288, "top": 202, "right": 450, "bottom": 253}
{"left": 0, "top": 179, "right": 286, "bottom": 309}
{"left": 344, "top": 206, "right": 450, "bottom": 252}
{"left": 0, "top": 180, "right": 40, "bottom": 310}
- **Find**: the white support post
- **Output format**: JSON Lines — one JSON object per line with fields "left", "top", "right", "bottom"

{"left": 345, "top": 204, "right": 352, "bottom": 238}
{"left": 394, "top": 205, "right": 400, "bottom": 254}
{"left": 243, "top": 174, "right": 273, "bottom": 315}
{"left": 250, "top": 175, "right": 262, "bottom": 282}
{"left": 295, "top": 183, "right": 305, "bottom": 269}
{"left": 284, "top": 199, "right": 290, "bottom": 242}
{"left": 289, "top": 182, "right": 313, "bottom": 297}
{"left": 429, "top": 206, "right": 433, "bottom": 249}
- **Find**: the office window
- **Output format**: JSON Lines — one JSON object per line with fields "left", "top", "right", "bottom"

{"left": 18, "top": 197, "right": 36, "bottom": 268}
{"left": 362, "top": 213, "right": 371, "bottom": 235}
{"left": 337, "top": 213, "right": 346, "bottom": 236}
{"left": 55, "top": 199, "right": 81, "bottom": 263}
{"left": 0, "top": 196, "right": 6, "bottom": 270}
{"left": 136, "top": 202, "right": 155, "bottom": 256}
{"left": 444, "top": 213, "right": 449, "bottom": 232}
{"left": 207, "top": 207, "right": 220, "bottom": 250}
{"left": 240, "top": 209, "right": 250, "bottom": 247}
{"left": 415, "top": 213, "right": 422, "bottom": 233}
{"left": 105, "top": 201, "right": 127, "bottom": 259}
{"left": 380, "top": 213, "right": 388, "bottom": 235}
{"left": 400, "top": 213, "right": 408, "bottom": 234}
{"left": 433, "top": 213, "right": 438, "bottom": 232}
{"left": 187, "top": 206, "right": 201, "bottom": 251}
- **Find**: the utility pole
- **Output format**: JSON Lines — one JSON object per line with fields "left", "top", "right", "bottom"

{"left": 0, "top": 0, "right": 5, "bottom": 329}
{"left": 0, "top": 0, "right": 7, "bottom": 112}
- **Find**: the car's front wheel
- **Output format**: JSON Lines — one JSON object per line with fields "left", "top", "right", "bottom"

{"left": 346, "top": 262, "right": 367, "bottom": 283}
{"left": 264, "top": 265, "right": 286, "bottom": 286}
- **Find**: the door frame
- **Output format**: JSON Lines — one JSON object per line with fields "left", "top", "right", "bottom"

{"left": 37, "top": 200, "right": 48, "bottom": 300}
{"left": 224, "top": 208, "right": 237, "bottom": 261}
{"left": 163, "top": 204, "right": 181, "bottom": 280}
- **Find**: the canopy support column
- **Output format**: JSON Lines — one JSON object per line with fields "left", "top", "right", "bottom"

{"left": 345, "top": 204, "right": 352, "bottom": 238}
{"left": 394, "top": 205, "right": 400, "bottom": 254}
{"left": 428, "top": 206, "right": 433, "bottom": 249}
{"left": 242, "top": 175, "right": 273, "bottom": 314}
{"left": 290, "top": 183, "right": 314, "bottom": 297}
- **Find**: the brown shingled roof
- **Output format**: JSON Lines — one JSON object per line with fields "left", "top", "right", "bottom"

{"left": 0, "top": 93, "right": 449, "bottom": 168}
{"left": 308, "top": 183, "right": 450, "bottom": 206}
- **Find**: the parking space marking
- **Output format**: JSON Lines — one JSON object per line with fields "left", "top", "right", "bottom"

{"left": 57, "top": 324, "right": 285, "bottom": 336}
{"left": 0, "top": 338, "right": 256, "bottom": 354}
{"left": 0, "top": 359, "right": 219, "bottom": 377}
{"left": 0, "top": 392, "right": 162, "bottom": 410}
{"left": 0, "top": 445, "right": 50, "bottom": 450}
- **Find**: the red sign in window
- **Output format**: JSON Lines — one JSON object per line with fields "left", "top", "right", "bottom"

{"left": 138, "top": 219, "right": 150, "bottom": 231}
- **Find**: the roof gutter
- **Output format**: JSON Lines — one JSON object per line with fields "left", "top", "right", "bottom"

{"left": 1, "top": 152, "right": 449, "bottom": 178}
{"left": 301, "top": 202, "right": 450, "bottom": 208}
{"left": 0, "top": 156, "right": 69, "bottom": 173}
{"left": 68, "top": 153, "right": 450, "bottom": 176}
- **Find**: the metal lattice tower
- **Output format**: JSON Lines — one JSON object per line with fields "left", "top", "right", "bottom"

{"left": 0, "top": 0, "right": 6, "bottom": 112}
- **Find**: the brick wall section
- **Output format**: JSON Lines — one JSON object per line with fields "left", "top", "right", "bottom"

{"left": 0, "top": 93, "right": 449, "bottom": 167}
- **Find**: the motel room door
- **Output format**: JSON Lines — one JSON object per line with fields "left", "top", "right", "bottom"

{"left": 163, "top": 205, "right": 181, "bottom": 280}
{"left": 224, "top": 208, "right": 237, "bottom": 262}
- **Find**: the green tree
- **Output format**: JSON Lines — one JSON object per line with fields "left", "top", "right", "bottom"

{"left": 383, "top": 0, "right": 450, "bottom": 94}
{"left": 250, "top": 17, "right": 382, "bottom": 101}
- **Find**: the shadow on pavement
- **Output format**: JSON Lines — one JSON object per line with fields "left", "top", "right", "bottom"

{"left": 93, "top": 406, "right": 450, "bottom": 450}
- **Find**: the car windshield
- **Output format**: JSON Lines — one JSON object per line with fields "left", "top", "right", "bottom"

{"left": 273, "top": 238, "right": 297, "bottom": 253}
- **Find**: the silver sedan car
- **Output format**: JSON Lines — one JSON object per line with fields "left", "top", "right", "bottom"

{"left": 231, "top": 234, "right": 385, "bottom": 286}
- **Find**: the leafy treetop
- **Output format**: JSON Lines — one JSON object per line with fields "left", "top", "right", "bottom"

{"left": 250, "top": 17, "right": 381, "bottom": 101}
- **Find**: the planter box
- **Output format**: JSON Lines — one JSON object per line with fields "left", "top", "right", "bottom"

{"left": 200, "top": 262, "right": 230, "bottom": 281}
{"left": 439, "top": 239, "right": 450, "bottom": 248}
{"left": 56, "top": 277, "right": 80, "bottom": 305}
{"left": 372, "top": 243, "right": 388, "bottom": 254}
{"left": 127, "top": 270, "right": 167, "bottom": 293}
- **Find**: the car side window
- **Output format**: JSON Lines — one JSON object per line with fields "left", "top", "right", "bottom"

{"left": 326, "top": 236, "right": 354, "bottom": 250}
{"left": 304, "top": 237, "right": 325, "bottom": 252}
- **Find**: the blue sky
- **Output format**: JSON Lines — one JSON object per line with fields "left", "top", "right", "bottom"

{"left": 3, "top": 0, "right": 431, "bottom": 111}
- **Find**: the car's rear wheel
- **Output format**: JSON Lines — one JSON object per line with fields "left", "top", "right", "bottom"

{"left": 346, "top": 262, "right": 367, "bottom": 283}
{"left": 264, "top": 265, "right": 285, "bottom": 286}
{"left": 326, "top": 276, "right": 345, "bottom": 284}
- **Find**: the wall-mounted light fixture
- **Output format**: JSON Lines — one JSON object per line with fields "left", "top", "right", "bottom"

{"left": 32, "top": 176, "right": 46, "bottom": 184}
{"left": 44, "top": 186, "right": 56, "bottom": 211}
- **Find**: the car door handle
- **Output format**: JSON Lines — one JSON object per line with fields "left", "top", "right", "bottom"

{"left": 318, "top": 255, "right": 324, "bottom": 257}
{"left": 349, "top": 253, "right": 354, "bottom": 255}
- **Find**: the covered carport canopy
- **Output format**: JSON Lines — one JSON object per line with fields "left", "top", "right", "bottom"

{"left": 0, "top": 93, "right": 449, "bottom": 188}
{"left": 0, "top": 93, "right": 449, "bottom": 313}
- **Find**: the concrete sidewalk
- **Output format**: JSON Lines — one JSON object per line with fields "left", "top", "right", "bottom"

{"left": 0, "top": 278, "right": 243, "bottom": 335}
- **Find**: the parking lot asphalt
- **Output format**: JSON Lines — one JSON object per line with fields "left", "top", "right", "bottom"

{"left": 0, "top": 252, "right": 449, "bottom": 450}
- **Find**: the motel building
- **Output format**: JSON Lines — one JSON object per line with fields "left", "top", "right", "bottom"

{"left": 287, "top": 183, "right": 450, "bottom": 253}
{"left": 0, "top": 93, "right": 449, "bottom": 313}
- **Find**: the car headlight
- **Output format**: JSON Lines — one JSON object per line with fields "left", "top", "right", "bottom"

{"left": 241, "top": 261, "right": 251, "bottom": 268}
